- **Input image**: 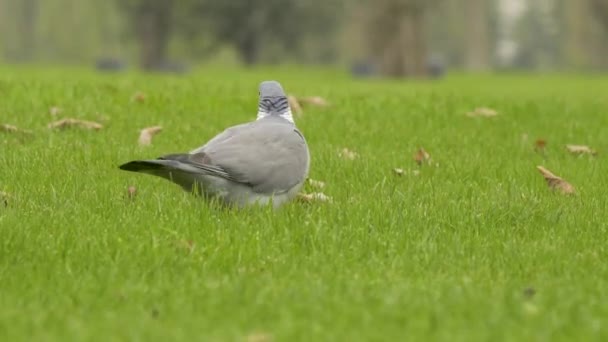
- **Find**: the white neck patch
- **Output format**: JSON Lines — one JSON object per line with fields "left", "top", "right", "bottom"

{"left": 257, "top": 110, "right": 294, "bottom": 124}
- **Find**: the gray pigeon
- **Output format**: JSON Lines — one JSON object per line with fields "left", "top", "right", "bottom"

{"left": 119, "top": 80, "right": 310, "bottom": 208}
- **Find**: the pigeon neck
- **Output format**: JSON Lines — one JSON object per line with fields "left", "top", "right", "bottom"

{"left": 257, "top": 110, "right": 294, "bottom": 124}
{"left": 257, "top": 95, "right": 294, "bottom": 123}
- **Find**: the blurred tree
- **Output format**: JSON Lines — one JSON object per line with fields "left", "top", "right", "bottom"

{"left": 365, "top": 0, "right": 439, "bottom": 77}
{"left": 19, "top": 0, "right": 39, "bottom": 61}
{"left": 427, "top": 0, "right": 499, "bottom": 70}
{"left": 590, "top": 0, "right": 608, "bottom": 29}
{"left": 465, "top": 0, "right": 490, "bottom": 70}
{"left": 562, "top": 0, "right": 590, "bottom": 68}
{"left": 0, "top": 0, "right": 604, "bottom": 70}
{"left": 427, "top": 0, "right": 465, "bottom": 67}
{"left": 514, "top": 0, "right": 561, "bottom": 69}
{"left": 113, "top": 0, "right": 342, "bottom": 68}
{"left": 177, "top": 0, "right": 342, "bottom": 65}
{"left": 1, "top": 0, "right": 39, "bottom": 61}
{"left": 560, "top": 0, "right": 608, "bottom": 70}
{"left": 117, "top": 0, "right": 174, "bottom": 70}
{"left": 585, "top": 0, "right": 608, "bottom": 68}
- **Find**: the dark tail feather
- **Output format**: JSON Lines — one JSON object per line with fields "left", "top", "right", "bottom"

{"left": 118, "top": 158, "right": 203, "bottom": 193}
{"left": 119, "top": 159, "right": 180, "bottom": 173}
{"left": 119, "top": 153, "right": 195, "bottom": 173}
{"left": 120, "top": 153, "right": 237, "bottom": 187}
{"left": 119, "top": 158, "right": 206, "bottom": 178}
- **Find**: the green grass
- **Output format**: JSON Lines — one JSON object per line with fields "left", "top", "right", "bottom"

{"left": 1, "top": 66, "right": 607, "bottom": 341}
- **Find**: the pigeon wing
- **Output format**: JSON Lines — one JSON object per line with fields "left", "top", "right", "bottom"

{"left": 196, "top": 120, "right": 309, "bottom": 194}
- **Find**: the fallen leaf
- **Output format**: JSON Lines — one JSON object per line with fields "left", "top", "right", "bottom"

{"left": 392, "top": 168, "right": 420, "bottom": 176}
{"left": 536, "top": 165, "right": 575, "bottom": 195}
{"left": 126, "top": 186, "right": 137, "bottom": 199}
{"left": 307, "top": 178, "right": 326, "bottom": 189}
{"left": 297, "top": 192, "right": 332, "bottom": 203}
{"left": 299, "top": 96, "right": 329, "bottom": 107}
{"left": 288, "top": 95, "right": 303, "bottom": 116}
{"left": 131, "top": 91, "right": 146, "bottom": 103}
{"left": 535, "top": 139, "right": 547, "bottom": 152}
{"left": 466, "top": 107, "right": 498, "bottom": 117}
{"left": 176, "top": 239, "right": 195, "bottom": 253}
{"left": 0, "top": 124, "right": 18, "bottom": 132}
{"left": 48, "top": 118, "right": 103, "bottom": 130}
{"left": 247, "top": 332, "right": 273, "bottom": 342}
{"left": 338, "top": 148, "right": 358, "bottom": 160}
{"left": 1, "top": 124, "right": 32, "bottom": 134}
{"left": 49, "top": 106, "right": 62, "bottom": 117}
{"left": 566, "top": 144, "right": 597, "bottom": 156}
{"left": 138, "top": 126, "right": 163, "bottom": 146}
{"left": 414, "top": 147, "right": 431, "bottom": 166}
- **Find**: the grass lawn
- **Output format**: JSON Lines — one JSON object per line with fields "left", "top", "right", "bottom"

{"left": 1, "top": 66, "right": 607, "bottom": 341}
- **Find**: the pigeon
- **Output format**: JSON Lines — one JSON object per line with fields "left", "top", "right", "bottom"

{"left": 118, "top": 81, "right": 310, "bottom": 208}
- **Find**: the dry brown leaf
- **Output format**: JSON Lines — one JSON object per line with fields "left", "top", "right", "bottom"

{"left": 138, "top": 126, "right": 163, "bottom": 146}
{"left": 48, "top": 118, "right": 103, "bottom": 131}
{"left": 307, "top": 178, "right": 326, "bottom": 189}
{"left": 126, "top": 186, "right": 137, "bottom": 199}
{"left": 536, "top": 165, "right": 575, "bottom": 195}
{"left": 0, "top": 123, "right": 32, "bottom": 134}
{"left": 414, "top": 147, "right": 431, "bottom": 166}
{"left": 466, "top": 107, "right": 498, "bottom": 117}
{"left": 287, "top": 95, "right": 303, "bottom": 116}
{"left": 299, "top": 96, "right": 329, "bottom": 107}
{"left": 338, "top": 148, "right": 358, "bottom": 160}
{"left": 566, "top": 144, "right": 597, "bottom": 156}
{"left": 49, "top": 106, "right": 62, "bottom": 117}
{"left": 1, "top": 124, "right": 18, "bottom": 133}
{"left": 176, "top": 239, "right": 195, "bottom": 253}
{"left": 297, "top": 192, "right": 332, "bottom": 203}
{"left": 393, "top": 168, "right": 421, "bottom": 176}
{"left": 535, "top": 139, "right": 547, "bottom": 152}
{"left": 246, "top": 332, "right": 273, "bottom": 342}
{"left": 131, "top": 91, "right": 147, "bottom": 103}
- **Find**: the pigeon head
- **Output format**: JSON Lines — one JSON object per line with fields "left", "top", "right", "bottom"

{"left": 259, "top": 81, "right": 285, "bottom": 97}
{"left": 257, "top": 80, "right": 293, "bottom": 123}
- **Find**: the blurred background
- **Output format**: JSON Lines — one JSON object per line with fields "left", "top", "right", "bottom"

{"left": 0, "top": 0, "right": 607, "bottom": 77}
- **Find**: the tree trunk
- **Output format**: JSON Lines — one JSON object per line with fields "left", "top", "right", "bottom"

{"left": 590, "top": 0, "right": 608, "bottom": 30}
{"left": 588, "top": 0, "right": 608, "bottom": 69}
{"left": 401, "top": 7, "right": 427, "bottom": 76}
{"left": 17, "top": 0, "right": 39, "bottom": 61}
{"left": 133, "top": 0, "right": 174, "bottom": 71}
{"left": 465, "top": 0, "right": 490, "bottom": 71}
{"left": 237, "top": 33, "right": 260, "bottom": 66}
{"left": 369, "top": 0, "right": 429, "bottom": 78}
{"left": 236, "top": 7, "right": 264, "bottom": 66}
{"left": 564, "top": 0, "right": 589, "bottom": 68}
